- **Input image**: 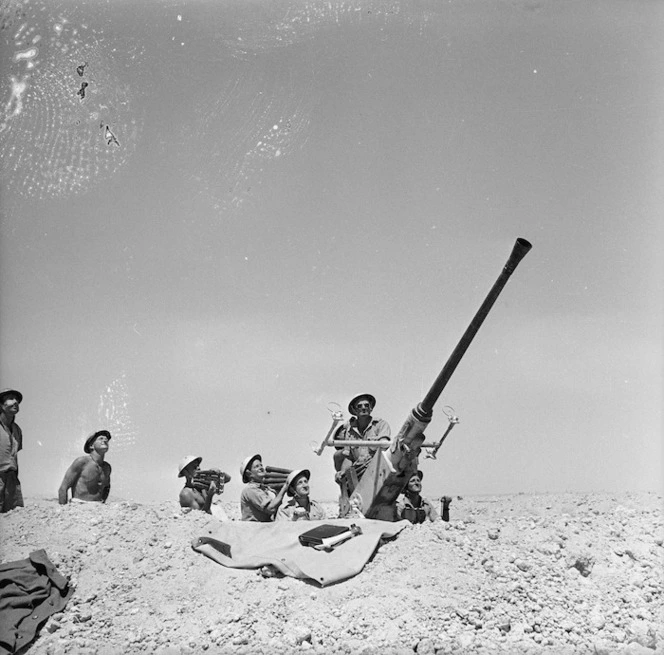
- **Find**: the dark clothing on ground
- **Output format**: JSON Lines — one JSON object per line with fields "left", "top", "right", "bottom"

{"left": 0, "top": 550, "right": 73, "bottom": 654}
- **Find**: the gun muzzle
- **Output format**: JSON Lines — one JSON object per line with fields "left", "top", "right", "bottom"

{"left": 505, "top": 238, "right": 533, "bottom": 273}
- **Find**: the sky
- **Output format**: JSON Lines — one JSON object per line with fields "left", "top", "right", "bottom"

{"left": 1, "top": 0, "right": 662, "bottom": 505}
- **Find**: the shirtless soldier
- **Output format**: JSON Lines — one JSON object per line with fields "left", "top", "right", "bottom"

{"left": 58, "top": 430, "right": 112, "bottom": 504}
{"left": 178, "top": 455, "right": 224, "bottom": 514}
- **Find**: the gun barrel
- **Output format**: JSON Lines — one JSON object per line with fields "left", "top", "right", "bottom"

{"left": 418, "top": 238, "right": 532, "bottom": 419}
{"left": 360, "top": 238, "right": 532, "bottom": 519}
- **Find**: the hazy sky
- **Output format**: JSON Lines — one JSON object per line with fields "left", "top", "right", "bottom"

{"left": 1, "top": 0, "right": 662, "bottom": 504}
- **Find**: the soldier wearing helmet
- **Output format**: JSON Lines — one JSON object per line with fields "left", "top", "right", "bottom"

{"left": 333, "top": 394, "right": 391, "bottom": 515}
{"left": 276, "top": 469, "right": 326, "bottom": 521}
{"left": 177, "top": 455, "right": 225, "bottom": 515}
{"left": 396, "top": 470, "right": 442, "bottom": 524}
{"left": 0, "top": 388, "right": 24, "bottom": 512}
{"left": 239, "top": 453, "right": 288, "bottom": 521}
{"left": 58, "top": 430, "right": 112, "bottom": 504}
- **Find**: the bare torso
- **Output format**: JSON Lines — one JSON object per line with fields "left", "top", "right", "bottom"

{"left": 179, "top": 485, "right": 208, "bottom": 510}
{"left": 62, "top": 455, "right": 111, "bottom": 502}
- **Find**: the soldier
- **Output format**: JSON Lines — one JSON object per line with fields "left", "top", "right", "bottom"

{"left": 239, "top": 453, "right": 288, "bottom": 521}
{"left": 276, "top": 469, "right": 326, "bottom": 521}
{"left": 0, "top": 388, "right": 24, "bottom": 513}
{"left": 396, "top": 470, "right": 446, "bottom": 523}
{"left": 58, "top": 430, "right": 112, "bottom": 504}
{"left": 333, "top": 393, "right": 391, "bottom": 516}
{"left": 178, "top": 455, "right": 227, "bottom": 517}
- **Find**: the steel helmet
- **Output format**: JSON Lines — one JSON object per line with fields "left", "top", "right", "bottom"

{"left": 285, "top": 469, "right": 310, "bottom": 496}
{"left": 239, "top": 453, "right": 262, "bottom": 483}
{"left": 0, "top": 388, "right": 23, "bottom": 404}
{"left": 348, "top": 393, "right": 376, "bottom": 415}
{"left": 178, "top": 455, "right": 202, "bottom": 477}
{"left": 84, "top": 430, "right": 111, "bottom": 454}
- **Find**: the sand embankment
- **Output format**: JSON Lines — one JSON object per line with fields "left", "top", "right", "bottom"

{"left": 1, "top": 492, "right": 662, "bottom": 654}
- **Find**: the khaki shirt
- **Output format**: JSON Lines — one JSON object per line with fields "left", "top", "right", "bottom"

{"left": 334, "top": 416, "right": 391, "bottom": 464}
{"left": 240, "top": 482, "right": 276, "bottom": 522}
{"left": 276, "top": 498, "right": 326, "bottom": 521}
{"left": 0, "top": 420, "right": 22, "bottom": 473}
{"left": 396, "top": 493, "right": 439, "bottom": 523}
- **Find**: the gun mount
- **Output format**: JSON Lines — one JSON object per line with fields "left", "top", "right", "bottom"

{"left": 338, "top": 237, "right": 532, "bottom": 520}
{"left": 422, "top": 406, "right": 460, "bottom": 460}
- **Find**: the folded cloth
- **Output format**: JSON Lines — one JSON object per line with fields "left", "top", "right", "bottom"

{"left": 191, "top": 518, "right": 409, "bottom": 587}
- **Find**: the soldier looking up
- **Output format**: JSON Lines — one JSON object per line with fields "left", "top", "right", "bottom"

{"left": 396, "top": 470, "right": 443, "bottom": 523}
{"left": 276, "top": 469, "right": 326, "bottom": 521}
{"left": 0, "top": 388, "right": 25, "bottom": 513}
{"left": 239, "top": 454, "right": 288, "bottom": 522}
{"left": 58, "top": 430, "right": 112, "bottom": 504}
{"left": 178, "top": 455, "right": 225, "bottom": 515}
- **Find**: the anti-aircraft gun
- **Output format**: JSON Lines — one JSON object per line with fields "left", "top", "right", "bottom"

{"left": 313, "top": 237, "right": 532, "bottom": 520}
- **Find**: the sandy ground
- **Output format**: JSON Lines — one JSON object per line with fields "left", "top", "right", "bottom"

{"left": 1, "top": 492, "right": 662, "bottom": 655}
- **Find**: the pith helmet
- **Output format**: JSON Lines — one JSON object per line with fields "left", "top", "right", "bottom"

{"left": 348, "top": 393, "right": 376, "bottom": 415}
{"left": 240, "top": 454, "right": 262, "bottom": 483}
{"left": 178, "top": 455, "right": 202, "bottom": 477}
{"left": 285, "top": 469, "right": 310, "bottom": 496}
{"left": 84, "top": 429, "right": 111, "bottom": 453}
{"left": 0, "top": 388, "right": 23, "bottom": 404}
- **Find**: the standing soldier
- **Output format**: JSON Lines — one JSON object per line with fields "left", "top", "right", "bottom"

{"left": 0, "top": 388, "right": 24, "bottom": 512}
{"left": 58, "top": 430, "right": 112, "bottom": 504}
{"left": 333, "top": 393, "right": 391, "bottom": 516}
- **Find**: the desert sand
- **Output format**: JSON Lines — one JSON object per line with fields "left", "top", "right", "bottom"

{"left": 1, "top": 492, "right": 662, "bottom": 655}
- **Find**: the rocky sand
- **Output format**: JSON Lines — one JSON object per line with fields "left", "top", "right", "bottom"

{"left": 1, "top": 492, "right": 662, "bottom": 655}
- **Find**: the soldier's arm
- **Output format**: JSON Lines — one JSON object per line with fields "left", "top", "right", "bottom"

{"left": 58, "top": 458, "right": 86, "bottom": 505}
{"left": 264, "top": 482, "right": 288, "bottom": 517}
{"left": 202, "top": 481, "right": 217, "bottom": 513}
{"left": 426, "top": 498, "right": 439, "bottom": 522}
{"left": 374, "top": 419, "right": 391, "bottom": 440}
{"left": 366, "top": 419, "right": 391, "bottom": 457}
{"left": 101, "top": 463, "right": 112, "bottom": 502}
{"left": 244, "top": 483, "right": 287, "bottom": 517}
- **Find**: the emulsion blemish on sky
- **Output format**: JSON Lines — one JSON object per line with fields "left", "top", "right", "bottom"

{"left": 0, "top": 0, "right": 661, "bottom": 504}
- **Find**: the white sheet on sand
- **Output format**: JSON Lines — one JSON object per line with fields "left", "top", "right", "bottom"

{"left": 191, "top": 518, "right": 410, "bottom": 587}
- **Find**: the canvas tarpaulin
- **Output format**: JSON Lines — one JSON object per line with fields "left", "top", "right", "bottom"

{"left": 191, "top": 518, "right": 409, "bottom": 586}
